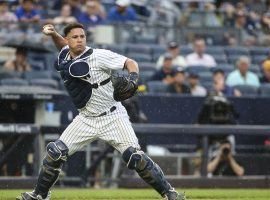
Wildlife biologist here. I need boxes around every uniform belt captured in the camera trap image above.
[97,106,116,117]
[91,78,110,89]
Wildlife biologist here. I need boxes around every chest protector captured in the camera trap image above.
[55,48,94,109]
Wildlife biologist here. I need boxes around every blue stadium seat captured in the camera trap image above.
[180,46,193,55]
[186,66,211,74]
[105,44,126,54]
[147,81,170,93]
[134,35,157,44]
[252,55,266,65]
[213,65,235,75]
[126,44,152,54]
[233,85,258,96]
[1,78,28,86]
[249,47,269,56]
[199,72,213,83]
[127,53,152,62]
[23,71,52,80]
[205,46,225,55]
[30,78,59,89]
[139,71,155,84]
[213,54,228,64]
[225,47,250,56]
[259,84,270,97]
[139,62,157,72]
[150,45,166,55]
[249,65,261,74]
[227,55,240,64]
[0,70,22,79]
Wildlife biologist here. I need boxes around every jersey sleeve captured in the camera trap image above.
[95,49,127,70]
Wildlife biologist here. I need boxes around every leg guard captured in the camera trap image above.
[34,140,68,198]
[122,147,172,197]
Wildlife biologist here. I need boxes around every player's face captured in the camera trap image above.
[66,28,86,56]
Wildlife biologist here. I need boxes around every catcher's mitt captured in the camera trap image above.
[111,72,139,101]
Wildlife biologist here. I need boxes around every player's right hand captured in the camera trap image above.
[42,24,56,36]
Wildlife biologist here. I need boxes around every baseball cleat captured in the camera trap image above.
[163,189,186,200]
[16,191,50,200]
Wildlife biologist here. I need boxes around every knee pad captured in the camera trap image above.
[44,140,69,169]
[122,146,149,171]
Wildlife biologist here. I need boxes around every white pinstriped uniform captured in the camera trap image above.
[59,46,140,155]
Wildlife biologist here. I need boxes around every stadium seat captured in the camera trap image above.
[252,55,266,65]
[227,55,240,64]
[0,70,22,79]
[199,72,213,83]
[147,81,170,93]
[233,85,258,96]
[30,78,59,89]
[150,45,166,55]
[105,44,126,54]
[139,71,155,84]
[126,44,152,54]
[259,84,270,97]
[205,46,225,55]
[249,65,261,74]
[180,46,193,55]
[23,71,52,80]
[249,47,269,56]
[186,66,211,74]
[139,62,157,71]
[213,65,235,75]
[134,35,157,44]
[127,53,152,62]
[212,54,228,64]
[225,47,250,56]
[0,78,29,86]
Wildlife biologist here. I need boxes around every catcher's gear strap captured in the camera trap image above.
[90,77,110,89]
[122,146,173,197]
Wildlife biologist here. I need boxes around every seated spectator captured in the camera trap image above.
[188,72,207,96]
[207,140,244,177]
[53,4,77,25]
[156,41,187,69]
[152,53,175,84]
[260,60,270,83]
[107,0,137,22]
[3,47,31,72]
[0,0,17,23]
[212,69,241,96]
[168,67,190,94]
[15,0,40,23]
[234,11,257,46]
[78,0,105,26]
[260,12,270,45]
[186,38,217,68]
[226,56,260,87]
[130,0,150,18]
[67,0,82,20]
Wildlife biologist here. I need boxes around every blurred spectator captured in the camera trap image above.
[204,3,222,27]
[226,56,260,87]
[67,0,82,20]
[0,0,17,22]
[3,47,31,72]
[212,69,241,96]
[15,0,40,23]
[186,38,217,68]
[131,0,150,18]
[207,140,244,177]
[168,67,190,94]
[148,0,181,26]
[107,0,137,22]
[152,53,175,84]
[234,11,257,46]
[260,12,270,45]
[78,0,105,26]
[53,4,77,25]
[156,41,187,69]
[188,72,207,96]
[260,60,270,83]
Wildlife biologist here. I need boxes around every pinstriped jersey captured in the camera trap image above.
[59,45,127,116]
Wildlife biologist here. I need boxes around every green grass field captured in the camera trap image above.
[1,189,270,200]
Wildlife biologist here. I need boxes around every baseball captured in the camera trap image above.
[43,26,51,34]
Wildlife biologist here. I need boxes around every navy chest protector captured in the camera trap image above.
[55,48,94,109]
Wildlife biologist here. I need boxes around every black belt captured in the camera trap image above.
[97,106,116,117]
[91,78,110,89]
